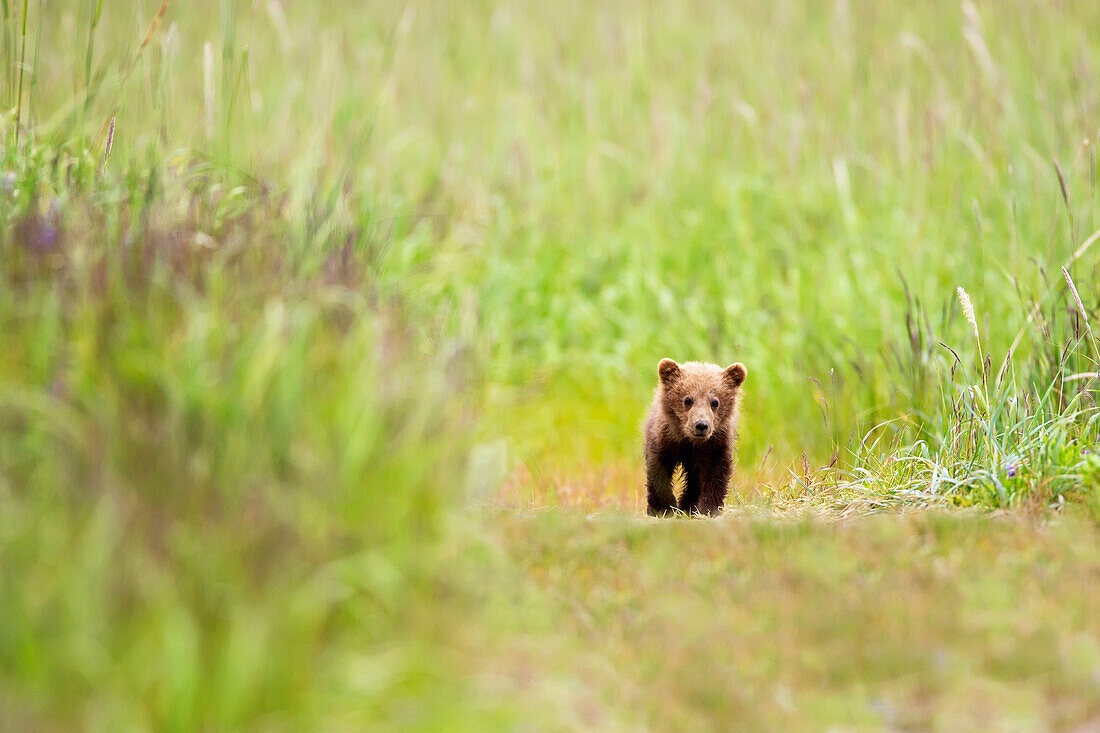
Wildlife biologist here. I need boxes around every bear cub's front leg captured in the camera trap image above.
[645,447,678,517]
[688,447,733,516]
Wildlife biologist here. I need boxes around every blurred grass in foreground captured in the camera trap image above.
[488,510,1100,730]
[0,0,1099,729]
[0,161,513,728]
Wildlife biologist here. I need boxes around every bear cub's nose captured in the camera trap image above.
[694,420,709,434]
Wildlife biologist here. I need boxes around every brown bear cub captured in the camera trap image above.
[644,359,747,517]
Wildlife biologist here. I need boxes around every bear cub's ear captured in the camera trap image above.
[724,362,747,388]
[658,358,681,385]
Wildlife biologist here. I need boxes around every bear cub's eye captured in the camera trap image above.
[710,398,719,410]
[683,397,693,408]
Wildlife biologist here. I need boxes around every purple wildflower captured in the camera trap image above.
[19,199,62,253]
[29,220,60,252]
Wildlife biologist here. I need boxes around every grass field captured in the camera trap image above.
[2,1,1100,729]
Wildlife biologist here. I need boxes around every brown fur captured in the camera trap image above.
[643,359,746,517]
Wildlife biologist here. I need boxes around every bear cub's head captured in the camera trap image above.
[658,358,747,443]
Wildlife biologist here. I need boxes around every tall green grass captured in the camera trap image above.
[4,1,1099,497]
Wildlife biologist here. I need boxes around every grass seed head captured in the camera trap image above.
[102,116,116,172]
[1062,266,1100,366]
[957,286,978,341]
[136,1,171,62]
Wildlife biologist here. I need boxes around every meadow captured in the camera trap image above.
[2,0,1100,729]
